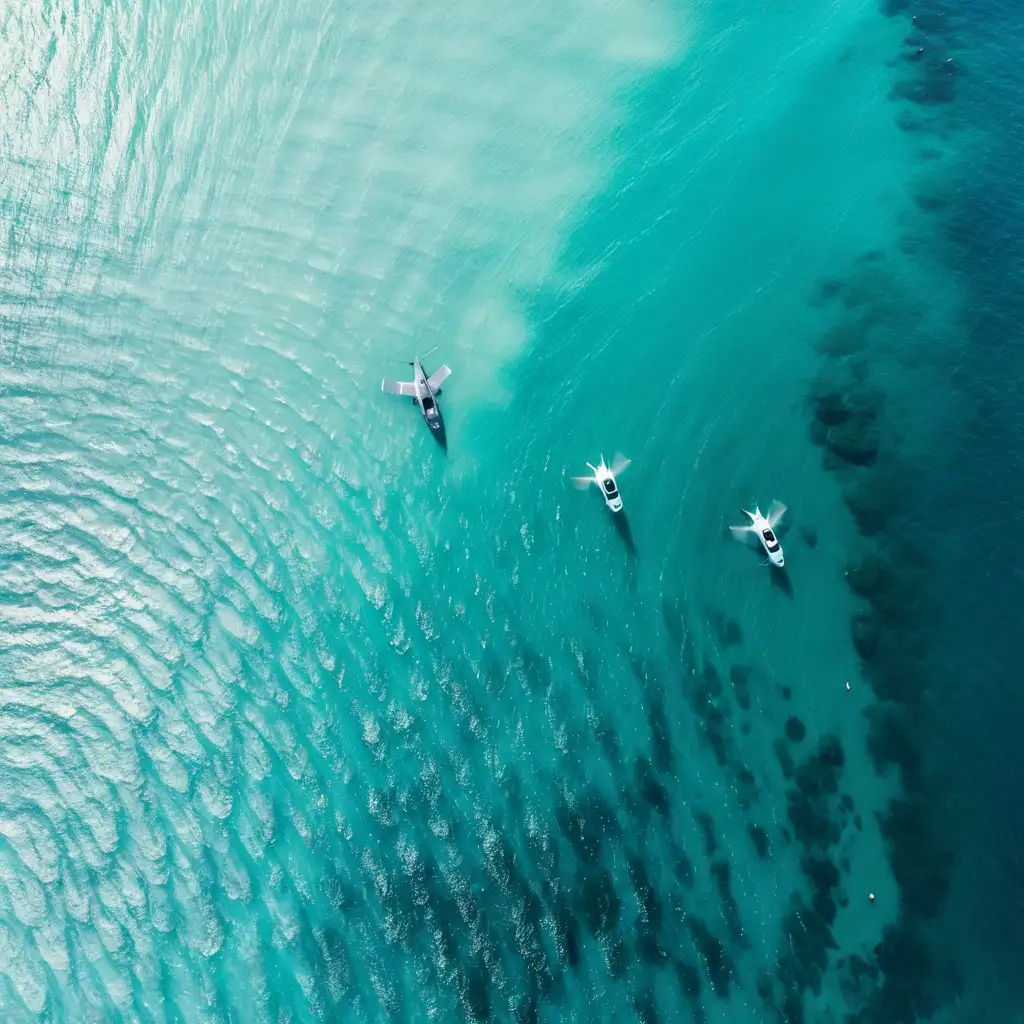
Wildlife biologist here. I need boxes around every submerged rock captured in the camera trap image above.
[787,790,840,848]
[915,178,952,212]
[851,612,881,659]
[672,840,696,889]
[826,420,880,466]
[774,737,795,780]
[842,477,902,536]
[794,751,841,800]
[463,959,491,1021]
[866,707,922,779]
[882,799,951,920]
[729,664,751,686]
[633,756,670,817]
[810,363,883,425]
[694,810,717,857]
[785,716,807,744]
[808,419,828,448]
[674,959,702,1000]
[815,322,867,357]
[631,990,659,1024]
[817,735,845,770]
[892,58,957,107]
[700,662,724,700]
[812,889,837,926]
[735,764,758,809]
[578,867,621,936]
[747,823,771,860]
[813,276,845,303]
[711,611,743,647]
[803,856,840,893]
[686,915,734,997]
[558,789,620,865]
[845,549,888,597]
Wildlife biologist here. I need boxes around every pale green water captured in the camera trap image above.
[0,0,991,1020]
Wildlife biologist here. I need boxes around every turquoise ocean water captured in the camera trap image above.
[0,0,1020,1020]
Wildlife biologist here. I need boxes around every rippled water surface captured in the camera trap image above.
[0,0,1021,1020]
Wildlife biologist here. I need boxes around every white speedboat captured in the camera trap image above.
[730,502,787,567]
[571,455,630,513]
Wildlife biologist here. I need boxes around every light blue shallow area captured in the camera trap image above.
[0,0,1017,1021]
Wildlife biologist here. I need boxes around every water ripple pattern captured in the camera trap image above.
[0,0,683,1020]
[0,0,989,1020]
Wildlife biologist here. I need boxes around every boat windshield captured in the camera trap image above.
[762,528,776,544]
[603,479,617,495]
[422,397,435,411]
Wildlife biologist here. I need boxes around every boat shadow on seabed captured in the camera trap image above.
[770,565,794,598]
[611,510,637,557]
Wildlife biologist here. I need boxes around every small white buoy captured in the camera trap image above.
[869,893,875,902]
[845,681,851,692]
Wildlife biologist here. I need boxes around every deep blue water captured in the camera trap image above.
[920,0,1024,1011]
